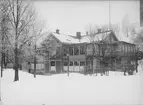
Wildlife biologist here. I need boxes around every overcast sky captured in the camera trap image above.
[34,0,140,35]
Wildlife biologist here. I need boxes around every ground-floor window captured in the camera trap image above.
[50,61,56,72]
[70,61,73,66]
[64,62,68,66]
[51,61,55,66]
[74,61,79,66]
[80,61,85,66]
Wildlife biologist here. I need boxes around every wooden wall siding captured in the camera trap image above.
[41,32,138,74]
[69,55,85,61]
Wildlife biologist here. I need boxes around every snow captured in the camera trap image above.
[52,32,81,44]
[1,69,143,105]
[51,31,113,44]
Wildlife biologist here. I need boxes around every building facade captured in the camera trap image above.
[35,29,141,75]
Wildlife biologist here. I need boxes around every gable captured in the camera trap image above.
[104,31,118,43]
[42,34,62,47]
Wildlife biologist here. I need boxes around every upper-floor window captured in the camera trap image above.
[80,46,85,55]
[69,46,73,55]
[116,45,121,52]
[74,46,79,55]
[125,44,127,52]
[63,47,69,56]
[129,45,132,52]
[133,46,135,52]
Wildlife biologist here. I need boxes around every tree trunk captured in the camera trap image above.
[34,44,36,78]
[14,47,19,81]
[3,53,6,69]
[1,51,3,78]
[92,43,95,75]
[135,51,138,73]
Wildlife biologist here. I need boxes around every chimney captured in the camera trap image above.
[56,29,60,34]
[76,32,81,39]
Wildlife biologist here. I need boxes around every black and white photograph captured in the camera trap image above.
[0,0,143,105]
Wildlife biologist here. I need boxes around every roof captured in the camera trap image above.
[50,30,118,44]
[38,30,137,47]
[52,32,81,44]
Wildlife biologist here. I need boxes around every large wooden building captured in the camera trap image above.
[32,29,143,75]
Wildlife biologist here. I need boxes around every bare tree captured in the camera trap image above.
[0,0,10,77]
[30,21,44,78]
[85,24,118,75]
[5,0,36,81]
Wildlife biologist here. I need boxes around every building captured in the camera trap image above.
[33,29,142,75]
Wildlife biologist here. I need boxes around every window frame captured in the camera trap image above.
[80,45,85,55]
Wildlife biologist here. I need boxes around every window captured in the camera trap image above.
[125,45,127,52]
[69,47,73,55]
[74,61,79,66]
[51,61,55,66]
[80,61,85,66]
[130,46,132,52]
[116,45,121,52]
[74,46,79,55]
[122,44,125,52]
[80,46,85,55]
[133,46,135,52]
[64,62,68,66]
[70,61,73,66]
[95,44,99,52]
[63,47,69,56]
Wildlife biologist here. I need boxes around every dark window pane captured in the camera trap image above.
[64,62,68,66]
[74,61,79,66]
[69,47,73,55]
[80,61,85,66]
[63,47,69,56]
[80,46,85,55]
[70,61,73,66]
[51,61,55,66]
[74,46,79,55]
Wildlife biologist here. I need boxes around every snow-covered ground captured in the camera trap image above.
[0,69,143,105]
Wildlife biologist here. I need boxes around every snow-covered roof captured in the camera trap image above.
[38,30,138,46]
[52,32,81,44]
[36,32,51,48]
[50,30,116,44]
